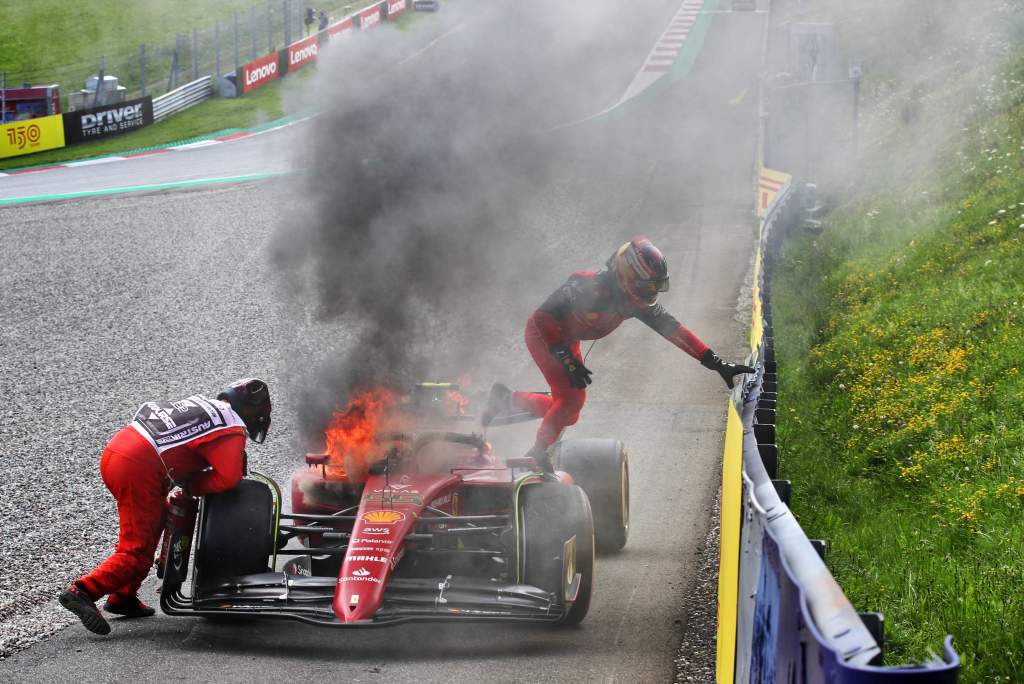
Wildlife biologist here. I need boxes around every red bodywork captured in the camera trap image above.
[291,433,572,623]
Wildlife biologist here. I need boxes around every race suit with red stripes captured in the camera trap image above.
[516,270,709,449]
[74,395,248,602]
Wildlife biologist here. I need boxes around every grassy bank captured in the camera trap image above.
[772,10,1024,681]
[0,3,440,170]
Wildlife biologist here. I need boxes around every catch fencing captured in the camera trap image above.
[715,173,961,680]
[1,0,371,108]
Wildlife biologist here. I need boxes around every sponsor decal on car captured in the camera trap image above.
[365,492,423,505]
[347,555,388,563]
[351,536,392,544]
[362,510,405,524]
[390,548,405,570]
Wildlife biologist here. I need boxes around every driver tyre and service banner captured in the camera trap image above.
[62,96,154,145]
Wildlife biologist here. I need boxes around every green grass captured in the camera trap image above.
[0,69,298,171]
[772,49,1024,684]
[0,2,444,169]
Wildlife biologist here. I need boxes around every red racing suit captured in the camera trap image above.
[516,270,709,449]
[74,395,248,602]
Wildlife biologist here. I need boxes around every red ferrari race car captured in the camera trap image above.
[158,383,629,627]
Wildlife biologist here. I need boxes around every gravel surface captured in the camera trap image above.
[0,1,765,674]
[0,183,342,659]
[675,492,722,682]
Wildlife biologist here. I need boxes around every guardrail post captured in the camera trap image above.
[858,612,885,665]
[140,44,146,96]
[771,479,791,506]
[809,538,827,562]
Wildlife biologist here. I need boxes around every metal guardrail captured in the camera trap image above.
[153,76,213,121]
[724,177,962,681]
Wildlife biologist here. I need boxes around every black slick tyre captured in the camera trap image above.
[554,438,630,553]
[518,482,595,625]
[194,479,275,593]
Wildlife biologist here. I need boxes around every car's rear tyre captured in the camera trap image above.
[518,482,595,625]
[554,438,629,553]
[194,479,275,593]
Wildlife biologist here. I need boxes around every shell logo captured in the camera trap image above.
[362,510,405,525]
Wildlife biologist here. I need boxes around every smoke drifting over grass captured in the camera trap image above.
[787,0,1024,192]
[271,4,591,438]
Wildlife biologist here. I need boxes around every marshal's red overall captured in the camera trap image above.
[59,379,272,636]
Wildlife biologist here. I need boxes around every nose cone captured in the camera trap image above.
[333,509,410,622]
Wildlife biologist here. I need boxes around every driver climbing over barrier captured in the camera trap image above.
[58,378,272,636]
[483,237,754,471]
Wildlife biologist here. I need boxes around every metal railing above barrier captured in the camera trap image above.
[153,76,213,121]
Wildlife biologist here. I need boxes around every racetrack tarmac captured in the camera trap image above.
[0,1,764,681]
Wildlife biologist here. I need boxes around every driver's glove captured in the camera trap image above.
[551,343,592,389]
[700,349,755,389]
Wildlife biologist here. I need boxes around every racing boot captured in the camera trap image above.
[481,382,513,427]
[103,592,156,618]
[58,584,111,635]
[525,445,555,474]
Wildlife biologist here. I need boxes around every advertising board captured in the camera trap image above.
[287,34,320,72]
[358,4,383,30]
[62,96,153,144]
[387,0,407,18]
[326,17,355,39]
[0,114,65,159]
[239,52,281,93]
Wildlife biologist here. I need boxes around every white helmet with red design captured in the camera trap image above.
[609,236,670,306]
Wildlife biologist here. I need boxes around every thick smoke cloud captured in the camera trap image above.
[271,3,580,439]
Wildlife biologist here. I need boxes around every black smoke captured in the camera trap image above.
[271,5,571,439]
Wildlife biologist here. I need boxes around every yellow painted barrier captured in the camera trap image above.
[757,167,790,218]
[0,114,65,159]
[715,399,744,683]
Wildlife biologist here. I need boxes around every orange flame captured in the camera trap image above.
[446,389,470,417]
[324,388,397,482]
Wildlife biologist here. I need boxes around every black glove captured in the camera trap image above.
[700,349,755,389]
[550,343,592,389]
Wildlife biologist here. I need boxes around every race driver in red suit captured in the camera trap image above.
[483,237,754,471]
[58,378,272,635]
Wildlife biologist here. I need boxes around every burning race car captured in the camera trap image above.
[158,383,629,627]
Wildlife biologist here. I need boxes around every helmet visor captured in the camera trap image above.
[635,275,669,300]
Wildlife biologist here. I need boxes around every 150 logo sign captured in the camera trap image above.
[0,114,65,159]
[6,123,41,149]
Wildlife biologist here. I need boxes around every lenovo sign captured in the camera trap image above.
[287,35,320,72]
[326,17,354,39]
[358,4,382,30]
[387,0,406,17]
[239,52,280,93]
[62,96,153,145]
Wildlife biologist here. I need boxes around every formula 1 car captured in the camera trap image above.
[159,383,629,627]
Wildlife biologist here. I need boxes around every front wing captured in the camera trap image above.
[161,572,567,627]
